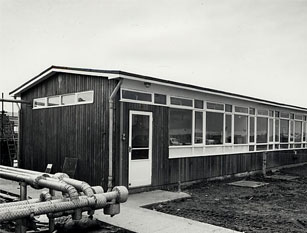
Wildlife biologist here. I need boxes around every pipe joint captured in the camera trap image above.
[54,172,70,180]
[112,186,129,203]
[40,191,52,201]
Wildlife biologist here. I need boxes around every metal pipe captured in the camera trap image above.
[0,169,79,200]
[0,165,42,175]
[19,182,27,200]
[0,193,113,222]
[108,79,123,191]
[53,173,94,197]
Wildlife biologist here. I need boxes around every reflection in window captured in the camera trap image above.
[206,112,223,145]
[62,94,75,105]
[280,119,289,142]
[225,115,232,143]
[257,117,268,143]
[295,121,302,142]
[258,109,268,116]
[275,119,280,142]
[132,115,149,148]
[33,98,46,107]
[47,96,60,106]
[154,94,166,105]
[194,112,203,143]
[250,117,255,143]
[170,97,193,107]
[235,106,248,114]
[169,109,192,146]
[234,115,248,144]
[225,104,232,112]
[303,122,306,141]
[122,90,151,102]
[290,121,294,142]
[77,91,94,103]
[207,102,224,111]
[269,119,274,142]
[194,100,203,109]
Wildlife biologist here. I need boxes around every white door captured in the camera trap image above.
[128,111,152,188]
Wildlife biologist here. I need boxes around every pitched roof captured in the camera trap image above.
[10,65,307,112]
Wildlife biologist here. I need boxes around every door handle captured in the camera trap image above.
[128,146,132,153]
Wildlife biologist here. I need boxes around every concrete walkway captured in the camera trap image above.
[95,190,239,233]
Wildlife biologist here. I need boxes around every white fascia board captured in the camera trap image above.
[114,74,307,113]
[11,67,119,96]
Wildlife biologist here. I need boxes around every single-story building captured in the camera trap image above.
[10,66,307,190]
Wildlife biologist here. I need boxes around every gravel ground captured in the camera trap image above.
[148,164,307,233]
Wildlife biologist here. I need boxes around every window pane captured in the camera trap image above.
[303,122,306,141]
[295,121,302,142]
[122,90,151,102]
[280,119,289,142]
[194,100,203,109]
[290,121,294,142]
[47,96,60,106]
[275,119,280,142]
[234,115,248,144]
[77,91,94,103]
[132,115,149,148]
[33,98,46,107]
[225,115,232,143]
[295,114,303,120]
[225,104,232,112]
[280,112,289,118]
[258,109,268,116]
[269,119,274,142]
[256,145,267,151]
[207,102,224,111]
[269,111,274,117]
[170,97,193,107]
[249,108,255,115]
[169,109,192,145]
[275,111,280,118]
[131,149,149,160]
[154,94,166,104]
[62,94,75,105]
[206,112,223,145]
[235,106,248,114]
[257,117,268,143]
[250,117,255,142]
[195,112,203,143]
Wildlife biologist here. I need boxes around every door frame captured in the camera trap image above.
[128,110,153,188]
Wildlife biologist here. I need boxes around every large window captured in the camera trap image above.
[195,112,203,144]
[225,115,232,143]
[303,122,307,142]
[280,119,289,142]
[269,119,274,142]
[169,109,192,146]
[295,121,302,142]
[234,115,248,144]
[257,117,268,143]
[206,112,223,145]
[250,117,255,142]
[275,119,280,142]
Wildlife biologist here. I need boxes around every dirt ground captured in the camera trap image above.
[149,164,307,233]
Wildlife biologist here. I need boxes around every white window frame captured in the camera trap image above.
[33,90,94,109]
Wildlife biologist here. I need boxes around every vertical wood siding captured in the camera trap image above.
[20,73,117,187]
[120,103,307,188]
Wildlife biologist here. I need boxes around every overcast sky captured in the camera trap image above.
[1,0,307,108]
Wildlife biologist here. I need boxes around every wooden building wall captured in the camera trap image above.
[20,72,118,187]
[119,103,307,189]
